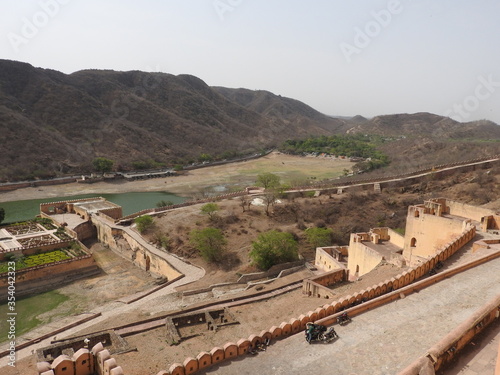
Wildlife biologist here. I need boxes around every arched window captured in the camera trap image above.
[410,238,417,247]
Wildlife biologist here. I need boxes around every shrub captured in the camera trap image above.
[305,227,333,248]
[190,227,227,262]
[135,215,154,233]
[201,203,219,221]
[249,230,299,270]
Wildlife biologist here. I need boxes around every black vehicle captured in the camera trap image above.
[305,323,338,344]
[337,312,352,326]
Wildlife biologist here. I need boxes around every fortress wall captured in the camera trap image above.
[314,247,345,272]
[0,255,99,301]
[445,200,494,222]
[96,211,119,225]
[0,182,31,191]
[93,215,182,281]
[347,237,384,278]
[236,261,304,283]
[98,207,123,220]
[403,208,466,259]
[121,231,182,280]
[387,228,405,248]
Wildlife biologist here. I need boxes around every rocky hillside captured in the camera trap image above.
[0,59,499,182]
[0,60,344,181]
[347,113,500,173]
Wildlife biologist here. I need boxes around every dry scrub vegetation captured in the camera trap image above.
[141,165,500,288]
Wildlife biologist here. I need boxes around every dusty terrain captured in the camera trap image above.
[1,154,500,375]
[0,152,353,203]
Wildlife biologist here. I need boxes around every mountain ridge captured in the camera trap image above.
[0,59,499,181]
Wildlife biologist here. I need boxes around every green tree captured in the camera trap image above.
[156,200,174,208]
[201,203,219,221]
[92,157,114,173]
[190,227,227,262]
[134,215,154,233]
[249,230,299,270]
[256,172,281,189]
[0,207,4,224]
[305,227,333,249]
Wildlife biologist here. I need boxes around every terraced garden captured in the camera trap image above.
[0,249,72,273]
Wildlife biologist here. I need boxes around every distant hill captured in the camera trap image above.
[0,60,346,181]
[345,113,500,174]
[0,59,499,182]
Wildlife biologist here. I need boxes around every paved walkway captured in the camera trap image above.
[197,256,500,375]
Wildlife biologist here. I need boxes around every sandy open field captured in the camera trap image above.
[0,152,353,203]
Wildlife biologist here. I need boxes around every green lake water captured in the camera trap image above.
[0,191,186,223]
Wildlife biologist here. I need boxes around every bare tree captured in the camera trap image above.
[263,191,277,216]
[239,195,249,212]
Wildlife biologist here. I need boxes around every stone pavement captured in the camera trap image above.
[197,256,500,375]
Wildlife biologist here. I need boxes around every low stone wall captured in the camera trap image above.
[472,238,500,253]
[0,177,77,192]
[289,156,499,193]
[398,294,500,375]
[236,261,304,283]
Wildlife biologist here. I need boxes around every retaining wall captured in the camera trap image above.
[0,255,99,301]
[236,261,305,283]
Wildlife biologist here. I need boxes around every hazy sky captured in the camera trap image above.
[2,0,500,124]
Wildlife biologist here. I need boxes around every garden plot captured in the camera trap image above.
[0,250,72,273]
[4,222,44,236]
